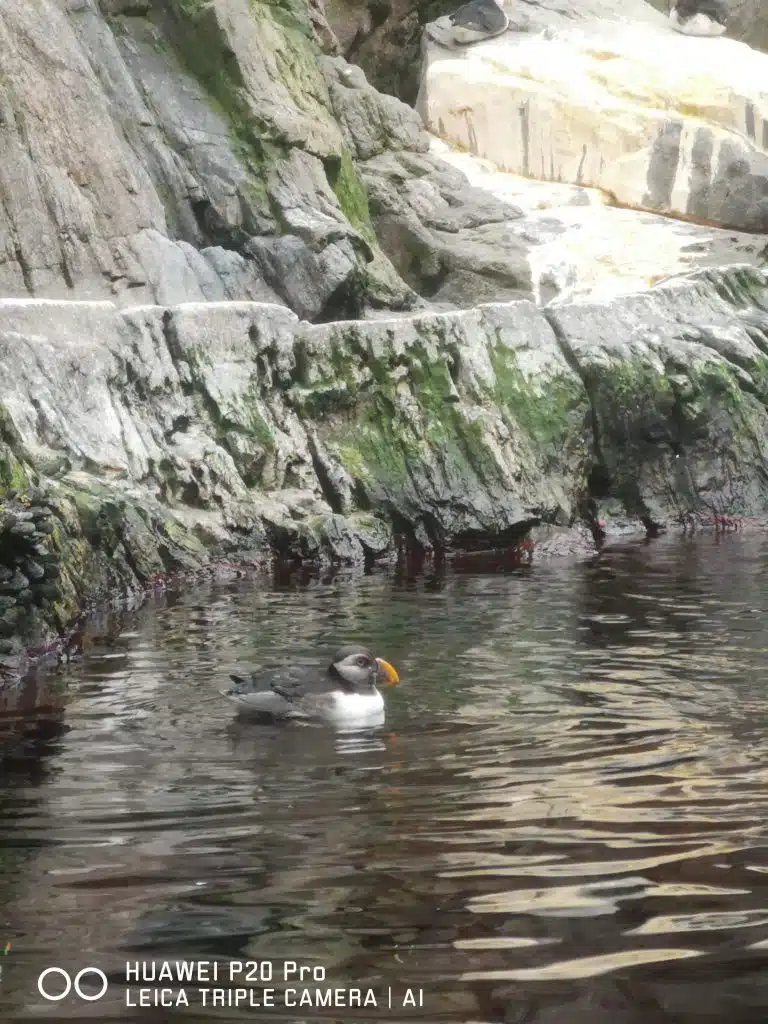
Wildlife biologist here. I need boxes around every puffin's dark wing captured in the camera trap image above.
[271,671,337,701]
[229,663,332,702]
[450,0,507,33]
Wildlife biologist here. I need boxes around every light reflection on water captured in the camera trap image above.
[1,534,768,1021]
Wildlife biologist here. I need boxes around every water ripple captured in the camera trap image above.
[2,536,768,1021]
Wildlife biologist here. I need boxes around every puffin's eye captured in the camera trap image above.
[356,656,369,667]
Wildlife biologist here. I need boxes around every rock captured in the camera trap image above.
[8,0,768,660]
[547,266,768,524]
[9,522,36,537]
[0,609,22,637]
[358,136,767,309]
[0,571,30,595]
[324,0,667,103]
[427,140,767,306]
[321,55,429,160]
[22,561,46,582]
[27,505,52,520]
[200,248,283,305]
[298,299,589,544]
[526,523,597,559]
[360,148,533,306]
[241,148,373,320]
[247,233,360,322]
[418,1,768,231]
[348,512,393,558]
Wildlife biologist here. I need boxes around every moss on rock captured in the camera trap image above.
[489,343,587,454]
[325,150,377,248]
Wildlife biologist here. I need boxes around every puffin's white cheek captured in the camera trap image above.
[339,663,364,685]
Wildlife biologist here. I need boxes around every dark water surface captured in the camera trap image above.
[2,534,768,1023]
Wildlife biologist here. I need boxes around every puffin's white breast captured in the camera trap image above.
[327,688,385,720]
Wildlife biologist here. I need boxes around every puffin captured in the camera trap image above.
[427,0,509,47]
[669,0,728,36]
[221,645,400,724]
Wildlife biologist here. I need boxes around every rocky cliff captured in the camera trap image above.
[4,262,768,660]
[3,0,768,664]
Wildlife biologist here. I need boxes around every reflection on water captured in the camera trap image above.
[2,534,768,1021]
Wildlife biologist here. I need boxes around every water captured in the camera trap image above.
[1,534,768,1023]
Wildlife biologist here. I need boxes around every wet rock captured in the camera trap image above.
[9,521,37,537]
[547,267,768,524]
[348,513,393,558]
[22,561,46,582]
[526,524,599,560]
[0,571,30,595]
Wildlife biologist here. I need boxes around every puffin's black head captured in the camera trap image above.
[328,645,400,693]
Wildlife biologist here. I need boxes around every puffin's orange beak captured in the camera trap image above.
[376,657,400,687]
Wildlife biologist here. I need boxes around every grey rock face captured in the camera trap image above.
[2,0,759,322]
[0,0,414,320]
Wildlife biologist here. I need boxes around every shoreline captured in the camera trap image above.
[3,512,761,687]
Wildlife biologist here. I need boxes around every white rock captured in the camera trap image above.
[418,15,768,231]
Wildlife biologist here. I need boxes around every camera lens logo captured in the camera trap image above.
[37,967,108,1002]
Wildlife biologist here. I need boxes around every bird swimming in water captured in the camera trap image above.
[669,0,728,36]
[221,645,400,725]
[426,0,509,48]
